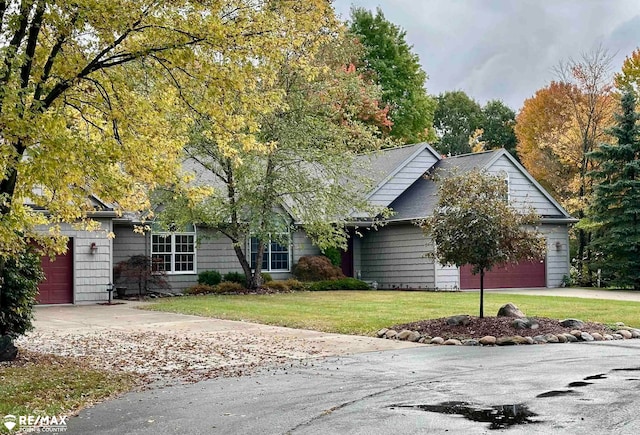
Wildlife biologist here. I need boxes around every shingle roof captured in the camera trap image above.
[387,150,503,221]
[355,142,431,187]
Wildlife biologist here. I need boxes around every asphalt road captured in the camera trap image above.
[68,339,640,434]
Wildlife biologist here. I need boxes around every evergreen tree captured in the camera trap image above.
[586,90,640,289]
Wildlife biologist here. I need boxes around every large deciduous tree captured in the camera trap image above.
[348,7,435,145]
[157,30,390,289]
[480,100,518,158]
[516,47,616,285]
[421,170,544,318]
[0,0,335,260]
[432,90,482,156]
[583,90,640,289]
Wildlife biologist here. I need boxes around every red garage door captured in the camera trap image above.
[37,240,74,304]
[460,260,546,289]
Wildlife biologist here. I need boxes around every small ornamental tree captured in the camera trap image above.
[421,169,545,317]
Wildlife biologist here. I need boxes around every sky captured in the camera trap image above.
[332,0,640,111]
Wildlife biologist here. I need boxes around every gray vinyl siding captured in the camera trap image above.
[540,224,570,287]
[368,148,438,207]
[488,156,560,216]
[112,225,318,291]
[435,262,460,290]
[37,219,113,304]
[359,224,435,289]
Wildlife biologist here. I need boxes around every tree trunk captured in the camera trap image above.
[479,269,485,319]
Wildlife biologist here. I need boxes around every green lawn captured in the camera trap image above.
[145,291,640,335]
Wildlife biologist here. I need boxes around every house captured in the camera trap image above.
[36,143,576,303]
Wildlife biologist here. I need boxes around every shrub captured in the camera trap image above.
[1,249,45,361]
[322,247,342,267]
[308,278,370,291]
[293,255,344,281]
[1,249,45,339]
[281,279,308,291]
[184,284,216,295]
[114,255,170,297]
[223,271,246,284]
[198,270,222,286]
[215,282,246,294]
[264,281,290,292]
[261,272,273,283]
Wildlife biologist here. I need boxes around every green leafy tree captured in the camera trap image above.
[349,7,436,144]
[158,32,389,290]
[0,0,342,341]
[584,90,640,289]
[480,100,518,158]
[433,91,482,156]
[421,170,545,317]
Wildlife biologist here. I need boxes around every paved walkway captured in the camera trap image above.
[482,287,640,302]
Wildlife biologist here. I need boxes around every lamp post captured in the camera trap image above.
[106,282,114,304]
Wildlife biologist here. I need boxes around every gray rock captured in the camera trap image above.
[533,335,548,344]
[604,334,614,341]
[384,329,397,339]
[496,336,518,346]
[376,328,388,338]
[590,332,603,341]
[430,337,444,345]
[443,339,462,346]
[560,318,584,329]
[462,339,479,346]
[617,329,632,339]
[580,332,594,342]
[570,330,583,338]
[524,336,535,344]
[512,318,540,330]
[613,333,623,340]
[545,334,560,343]
[497,303,525,318]
[630,329,640,338]
[418,337,427,344]
[479,336,496,345]
[556,334,567,343]
[616,322,626,327]
[407,331,421,342]
[563,333,578,342]
[446,315,471,326]
[396,329,413,340]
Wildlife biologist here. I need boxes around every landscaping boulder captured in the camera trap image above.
[512,318,539,330]
[376,328,388,338]
[497,303,525,318]
[496,336,519,346]
[580,332,594,342]
[384,329,397,339]
[479,336,496,346]
[0,335,18,362]
[462,339,479,346]
[430,337,444,345]
[559,318,584,329]
[590,332,603,341]
[617,329,632,339]
[446,315,471,326]
[396,330,413,340]
[443,338,462,346]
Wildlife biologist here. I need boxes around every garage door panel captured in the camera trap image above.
[37,240,73,304]
[460,260,546,289]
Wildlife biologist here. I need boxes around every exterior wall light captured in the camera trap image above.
[90,242,98,254]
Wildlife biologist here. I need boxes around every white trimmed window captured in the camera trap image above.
[151,225,196,274]
[249,235,291,272]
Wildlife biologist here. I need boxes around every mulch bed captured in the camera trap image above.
[391,316,614,340]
